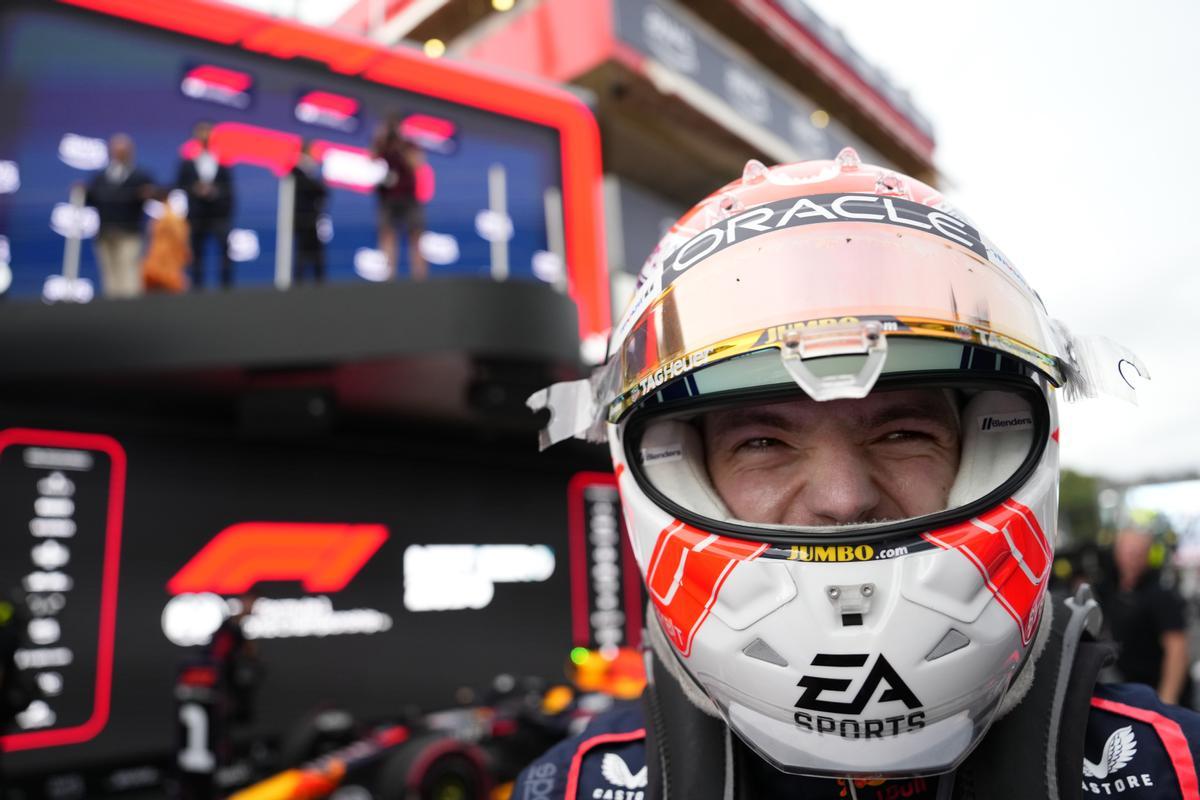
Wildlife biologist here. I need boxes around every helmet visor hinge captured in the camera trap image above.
[780,320,888,401]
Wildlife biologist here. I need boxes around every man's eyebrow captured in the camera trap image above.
[863,402,958,432]
[706,407,795,433]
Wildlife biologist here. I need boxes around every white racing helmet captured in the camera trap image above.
[530,151,1147,778]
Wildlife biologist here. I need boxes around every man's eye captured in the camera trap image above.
[736,437,779,452]
[879,430,934,444]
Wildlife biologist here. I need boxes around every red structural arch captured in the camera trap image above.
[58,0,611,344]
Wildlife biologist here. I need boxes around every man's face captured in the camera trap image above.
[108,135,133,166]
[1113,530,1152,581]
[702,388,961,526]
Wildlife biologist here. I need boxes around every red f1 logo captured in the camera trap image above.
[167,522,388,595]
[180,65,253,109]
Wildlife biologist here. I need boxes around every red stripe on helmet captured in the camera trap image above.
[922,499,1051,645]
[645,522,767,656]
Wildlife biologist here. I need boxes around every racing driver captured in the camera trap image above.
[520,151,1200,799]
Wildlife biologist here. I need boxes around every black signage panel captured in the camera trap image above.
[0,430,123,754]
[569,473,643,652]
[0,422,617,776]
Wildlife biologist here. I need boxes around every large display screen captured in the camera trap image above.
[0,420,634,775]
[0,3,566,298]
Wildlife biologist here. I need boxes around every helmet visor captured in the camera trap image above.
[612,223,1061,421]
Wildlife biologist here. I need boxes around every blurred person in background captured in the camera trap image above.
[142,188,191,294]
[207,593,261,726]
[371,113,427,281]
[84,133,155,298]
[291,140,328,284]
[1098,528,1191,705]
[177,121,235,289]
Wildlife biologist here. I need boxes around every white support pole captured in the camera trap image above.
[62,184,85,282]
[601,176,624,276]
[275,173,295,290]
[368,0,385,39]
[488,164,509,282]
[542,185,567,293]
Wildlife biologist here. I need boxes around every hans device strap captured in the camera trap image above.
[643,648,731,800]
[954,587,1113,800]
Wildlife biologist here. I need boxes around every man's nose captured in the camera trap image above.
[781,442,881,526]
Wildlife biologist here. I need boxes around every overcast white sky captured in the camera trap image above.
[800,0,1200,483]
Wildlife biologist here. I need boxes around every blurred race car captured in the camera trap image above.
[228,658,638,800]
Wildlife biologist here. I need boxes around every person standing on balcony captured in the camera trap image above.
[291,140,328,284]
[142,189,191,294]
[177,121,235,289]
[85,133,155,298]
[372,113,427,281]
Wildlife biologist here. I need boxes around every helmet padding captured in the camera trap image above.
[948,390,1036,508]
[639,419,730,520]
